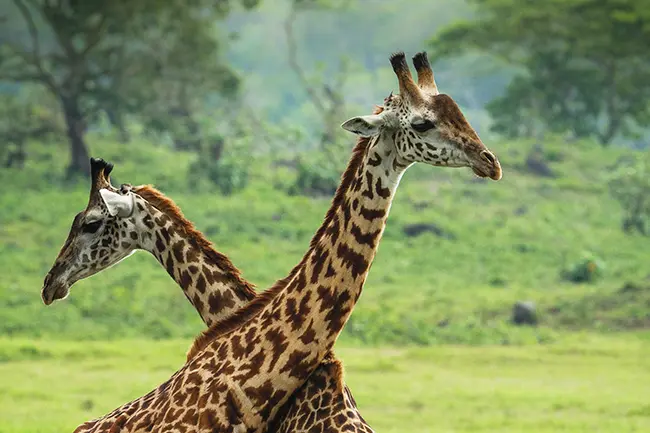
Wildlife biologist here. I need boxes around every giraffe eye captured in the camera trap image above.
[412,119,436,133]
[82,220,103,234]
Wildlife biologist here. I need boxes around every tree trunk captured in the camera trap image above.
[598,116,620,146]
[60,96,90,178]
[4,137,26,169]
[598,61,619,146]
[106,108,130,143]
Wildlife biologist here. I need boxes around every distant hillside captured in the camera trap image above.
[0,134,648,343]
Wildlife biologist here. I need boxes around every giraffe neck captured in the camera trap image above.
[133,195,255,326]
[185,133,409,426]
[292,132,408,352]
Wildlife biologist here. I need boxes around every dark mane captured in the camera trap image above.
[185,125,377,361]
[132,185,258,302]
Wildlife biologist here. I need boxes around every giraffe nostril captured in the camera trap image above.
[481,151,496,165]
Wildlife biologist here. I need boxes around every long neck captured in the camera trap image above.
[239,134,407,397]
[135,197,256,326]
[181,134,409,427]
[288,133,408,352]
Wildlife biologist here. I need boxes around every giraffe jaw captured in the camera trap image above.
[41,279,70,305]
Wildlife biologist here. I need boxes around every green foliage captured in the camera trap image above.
[1,336,650,432]
[187,138,251,196]
[290,147,346,196]
[562,252,606,284]
[608,152,650,235]
[431,0,650,144]
[0,0,258,173]
[0,86,62,168]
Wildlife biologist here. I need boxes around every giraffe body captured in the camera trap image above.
[45,178,373,433]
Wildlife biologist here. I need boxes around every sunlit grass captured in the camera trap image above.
[0,335,648,432]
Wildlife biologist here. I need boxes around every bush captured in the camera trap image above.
[289,146,346,197]
[563,252,605,283]
[187,136,250,195]
[608,154,650,235]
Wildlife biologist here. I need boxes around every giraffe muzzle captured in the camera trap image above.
[41,272,70,305]
[472,150,502,181]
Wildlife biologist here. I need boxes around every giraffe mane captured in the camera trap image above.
[185,108,382,361]
[132,185,258,302]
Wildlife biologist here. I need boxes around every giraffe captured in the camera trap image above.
[42,161,372,433]
[42,51,501,433]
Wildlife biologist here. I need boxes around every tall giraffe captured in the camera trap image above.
[43,51,501,433]
[42,164,372,433]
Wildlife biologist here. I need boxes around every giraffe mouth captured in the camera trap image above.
[41,279,70,305]
[471,151,502,181]
[472,165,501,181]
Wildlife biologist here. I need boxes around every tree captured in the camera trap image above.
[0,0,257,176]
[609,152,650,235]
[284,0,352,149]
[0,86,63,168]
[430,0,650,145]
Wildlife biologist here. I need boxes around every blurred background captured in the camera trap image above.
[0,0,649,432]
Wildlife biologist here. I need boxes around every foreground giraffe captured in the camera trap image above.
[42,162,372,433]
[43,51,501,432]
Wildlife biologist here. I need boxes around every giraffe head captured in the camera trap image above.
[42,158,140,305]
[342,51,501,180]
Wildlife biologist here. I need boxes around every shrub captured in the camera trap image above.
[289,145,346,197]
[608,154,650,235]
[563,252,605,283]
[187,135,250,195]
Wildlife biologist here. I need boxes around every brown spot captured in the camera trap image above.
[350,223,380,248]
[299,323,316,345]
[245,379,288,421]
[375,177,390,199]
[160,226,171,244]
[309,246,328,284]
[185,244,200,263]
[172,241,185,263]
[337,243,369,279]
[165,253,174,277]
[208,291,235,314]
[359,205,386,221]
[325,260,336,278]
[141,214,154,229]
[203,265,215,284]
[361,172,374,199]
[264,327,289,372]
[180,270,192,289]
[367,152,382,166]
[196,274,206,294]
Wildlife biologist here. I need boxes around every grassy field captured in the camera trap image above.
[1,334,649,433]
[1,135,649,344]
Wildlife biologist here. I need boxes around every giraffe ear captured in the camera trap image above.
[99,189,134,218]
[341,114,387,137]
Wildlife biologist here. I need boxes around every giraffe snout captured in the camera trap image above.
[472,150,502,181]
[41,268,70,305]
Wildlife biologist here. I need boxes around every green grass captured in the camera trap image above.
[1,134,649,343]
[0,335,649,432]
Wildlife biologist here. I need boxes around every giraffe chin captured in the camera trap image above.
[41,283,70,306]
[471,165,502,181]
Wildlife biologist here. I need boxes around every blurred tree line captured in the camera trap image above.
[431,0,650,145]
[0,0,256,176]
[1,0,650,212]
